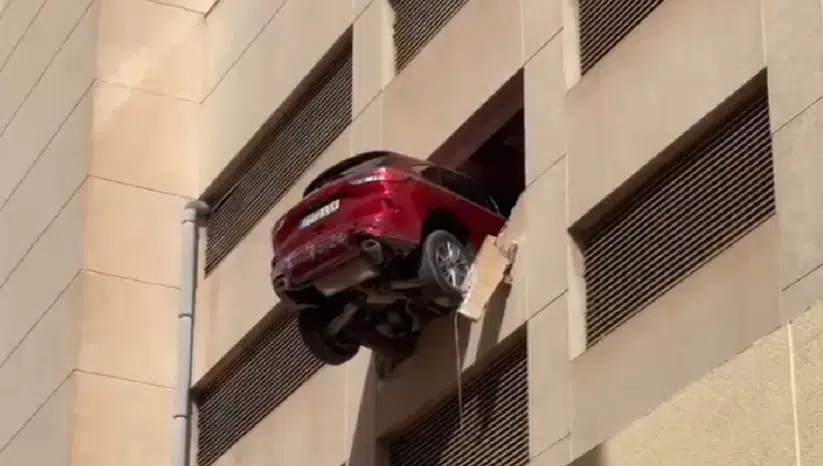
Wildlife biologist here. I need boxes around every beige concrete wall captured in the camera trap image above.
[0,0,201,465]
[566,301,823,466]
[0,0,96,461]
[73,1,202,465]
[187,0,823,465]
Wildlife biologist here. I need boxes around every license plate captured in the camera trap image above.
[299,199,340,229]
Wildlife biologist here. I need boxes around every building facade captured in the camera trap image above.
[1,0,822,465]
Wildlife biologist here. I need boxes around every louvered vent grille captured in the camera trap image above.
[194,313,324,466]
[581,91,775,348]
[388,338,529,466]
[392,0,469,72]
[204,44,353,275]
[579,0,666,74]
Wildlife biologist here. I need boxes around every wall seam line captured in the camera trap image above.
[83,268,180,290]
[0,0,94,141]
[0,370,75,455]
[146,0,204,14]
[0,0,46,74]
[87,175,193,200]
[0,270,83,371]
[200,0,292,102]
[97,78,199,103]
[0,81,94,215]
[75,369,175,390]
[0,176,88,291]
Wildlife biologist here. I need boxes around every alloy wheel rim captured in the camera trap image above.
[434,240,469,289]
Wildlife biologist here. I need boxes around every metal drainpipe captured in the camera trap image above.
[172,200,209,466]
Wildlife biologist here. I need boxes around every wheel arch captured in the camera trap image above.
[419,209,471,247]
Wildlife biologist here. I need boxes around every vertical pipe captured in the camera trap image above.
[172,200,209,466]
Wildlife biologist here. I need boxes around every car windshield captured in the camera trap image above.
[303,152,390,197]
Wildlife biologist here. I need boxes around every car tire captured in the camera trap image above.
[418,230,475,312]
[297,308,359,365]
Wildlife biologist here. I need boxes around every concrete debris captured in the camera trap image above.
[457,229,518,323]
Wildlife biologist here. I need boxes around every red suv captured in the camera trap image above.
[270,151,505,365]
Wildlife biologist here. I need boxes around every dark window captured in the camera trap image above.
[391,0,470,72]
[440,169,497,212]
[194,313,324,466]
[579,0,666,74]
[577,88,775,348]
[387,337,529,466]
[204,39,353,275]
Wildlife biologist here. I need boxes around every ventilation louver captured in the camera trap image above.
[581,91,775,348]
[194,313,324,466]
[579,0,666,74]
[204,43,353,275]
[392,0,470,72]
[387,338,529,466]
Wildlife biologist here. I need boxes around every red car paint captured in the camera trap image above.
[270,151,506,298]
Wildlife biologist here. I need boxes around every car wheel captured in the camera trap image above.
[297,308,359,365]
[418,230,475,312]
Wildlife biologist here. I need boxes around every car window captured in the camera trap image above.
[304,153,390,196]
[439,169,496,211]
[412,165,442,185]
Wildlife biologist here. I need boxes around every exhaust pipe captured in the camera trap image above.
[171,200,209,466]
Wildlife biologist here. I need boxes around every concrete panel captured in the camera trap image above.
[352,0,394,113]
[570,220,779,456]
[84,178,187,287]
[565,0,764,224]
[781,264,823,322]
[351,96,384,154]
[762,0,823,129]
[0,0,93,131]
[772,97,823,291]
[531,437,571,466]
[528,295,571,457]
[0,4,96,206]
[791,301,823,465]
[0,274,80,449]
[382,0,523,157]
[70,372,173,466]
[78,271,178,388]
[596,326,795,466]
[202,0,288,94]
[0,376,73,466]
[524,35,565,184]
[523,0,562,62]
[0,87,91,284]
[202,129,351,363]
[97,0,203,101]
[345,351,379,466]
[523,157,567,318]
[0,185,85,362]
[376,289,525,435]
[200,0,353,190]
[90,82,198,197]
[280,366,347,465]
[0,0,48,67]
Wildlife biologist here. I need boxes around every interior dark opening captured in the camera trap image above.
[455,109,525,218]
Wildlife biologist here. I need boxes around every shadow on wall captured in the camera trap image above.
[344,280,513,465]
[575,445,607,466]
